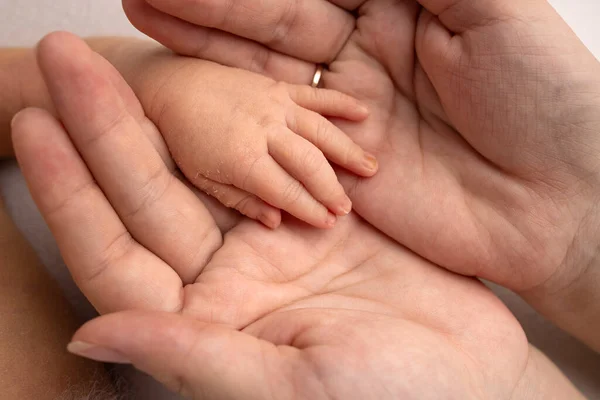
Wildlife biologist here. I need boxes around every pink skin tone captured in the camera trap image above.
[152,60,377,229]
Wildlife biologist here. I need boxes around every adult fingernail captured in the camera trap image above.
[10,111,23,129]
[326,212,337,227]
[335,196,352,216]
[67,341,131,364]
[363,152,378,172]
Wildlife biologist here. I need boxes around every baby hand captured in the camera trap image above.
[157,62,377,229]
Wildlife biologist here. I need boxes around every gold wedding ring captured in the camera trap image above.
[311,64,325,88]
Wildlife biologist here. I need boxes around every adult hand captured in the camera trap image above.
[121,0,351,83]
[13,32,230,312]
[12,32,583,399]
[331,0,600,352]
[124,0,600,350]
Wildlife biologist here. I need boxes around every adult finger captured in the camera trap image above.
[12,108,183,314]
[68,311,295,399]
[84,37,174,171]
[418,0,551,33]
[36,32,222,284]
[328,0,420,98]
[122,0,316,83]
[123,0,355,64]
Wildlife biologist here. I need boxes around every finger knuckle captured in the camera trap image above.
[192,28,214,58]
[235,153,267,191]
[81,106,130,151]
[186,226,222,284]
[81,231,135,285]
[301,148,327,179]
[314,118,332,145]
[312,88,328,104]
[280,180,305,207]
[44,181,97,220]
[265,0,300,49]
[343,143,361,165]
[266,81,291,105]
[233,194,256,216]
[249,46,272,75]
[122,167,174,221]
[256,114,280,129]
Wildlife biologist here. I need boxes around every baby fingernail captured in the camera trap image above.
[363,152,378,171]
[259,213,279,229]
[336,196,352,215]
[326,212,337,227]
[67,341,130,364]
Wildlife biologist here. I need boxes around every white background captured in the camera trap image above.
[0,0,599,59]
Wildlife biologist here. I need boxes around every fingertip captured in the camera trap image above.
[342,150,379,177]
[349,103,370,121]
[325,211,337,228]
[37,31,75,57]
[258,209,282,229]
[67,341,131,364]
[10,109,33,145]
[11,107,47,130]
[332,195,352,216]
[36,31,89,73]
[11,109,34,162]
[10,109,25,130]
[302,207,337,229]
[358,104,370,117]
[11,108,59,155]
[357,152,379,176]
[333,92,369,121]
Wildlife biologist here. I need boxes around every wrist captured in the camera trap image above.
[90,37,170,105]
[94,38,216,124]
[511,346,584,399]
[520,200,600,352]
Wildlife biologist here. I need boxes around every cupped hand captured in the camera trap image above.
[10,32,551,400]
[121,0,353,83]
[331,0,600,297]
[72,215,535,400]
[126,0,600,311]
[324,0,600,351]
[12,32,238,309]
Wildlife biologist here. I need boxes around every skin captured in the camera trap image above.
[123,0,600,353]
[2,37,376,229]
[1,0,597,396]
[141,55,377,229]
[0,199,114,399]
[12,32,585,399]
[0,37,153,157]
[0,41,147,399]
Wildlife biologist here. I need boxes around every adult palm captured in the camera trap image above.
[124,0,600,299]
[328,0,600,296]
[12,32,537,399]
[78,215,531,399]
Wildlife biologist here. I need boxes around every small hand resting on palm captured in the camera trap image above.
[156,62,377,229]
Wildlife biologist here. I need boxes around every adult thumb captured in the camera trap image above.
[67,311,293,399]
